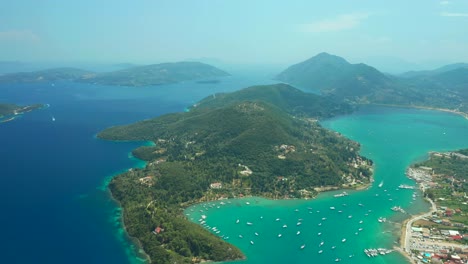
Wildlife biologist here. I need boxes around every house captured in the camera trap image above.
[210,182,222,189]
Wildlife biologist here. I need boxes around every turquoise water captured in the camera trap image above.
[186,106,468,263]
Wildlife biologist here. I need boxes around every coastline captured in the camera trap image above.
[364,103,468,120]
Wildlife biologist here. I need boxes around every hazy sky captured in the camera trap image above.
[1,0,468,71]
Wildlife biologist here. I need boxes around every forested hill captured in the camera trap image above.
[276,52,468,113]
[98,84,372,263]
[194,83,353,118]
[78,61,229,86]
[0,103,44,117]
[276,52,393,100]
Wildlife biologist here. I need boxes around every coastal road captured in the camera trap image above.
[403,199,437,253]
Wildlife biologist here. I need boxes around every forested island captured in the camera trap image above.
[0,62,229,87]
[277,52,468,114]
[0,103,44,119]
[98,84,373,263]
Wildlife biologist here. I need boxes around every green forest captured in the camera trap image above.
[100,84,373,263]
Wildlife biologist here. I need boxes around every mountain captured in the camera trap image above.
[79,61,230,87]
[0,67,93,83]
[276,52,393,101]
[98,84,372,263]
[400,63,468,78]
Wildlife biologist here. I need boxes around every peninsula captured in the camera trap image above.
[98,84,373,263]
[0,103,44,122]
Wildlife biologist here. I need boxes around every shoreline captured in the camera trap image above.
[363,103,468,120]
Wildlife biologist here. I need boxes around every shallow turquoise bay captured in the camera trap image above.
[186,106,468,264]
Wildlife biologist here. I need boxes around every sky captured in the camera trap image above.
[1,0,468,72]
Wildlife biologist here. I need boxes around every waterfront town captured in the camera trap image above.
[402,151,468,264]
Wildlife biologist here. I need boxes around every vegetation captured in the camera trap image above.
[413,150,468,223]
[0,67,92,83]
[0,103,43,117]
[0,62,228,87]
[78,61,229,86]
[99,84,372,263]
[276,53,468,113]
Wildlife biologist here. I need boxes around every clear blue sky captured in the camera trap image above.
[1,0,468,71]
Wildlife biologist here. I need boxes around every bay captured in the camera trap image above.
[186,105,468,263]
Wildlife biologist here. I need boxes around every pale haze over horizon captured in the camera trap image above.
[1,0,468,73]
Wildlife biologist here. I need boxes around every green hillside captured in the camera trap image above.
[98,84,372,263]
[0,67,93,83]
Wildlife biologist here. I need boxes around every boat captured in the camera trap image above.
[297,222,302,226]
[334,191,348,198]
[322,217,327,221]
[300,244,305,249]
[358,228,363,231]
[236,219,240,224]
[318,250,323,254]
[245,202,250,205]
[275,218,280,221]
[319,241,324,247]
[296,231,301,235]
[359,220,363,224]
[255,232,259,236]
[318,232,322,236]
[246,222,253,225]
[278,234,282,238]
[283,224,287,228]
[378,217,387,223]
[342,238,346,242]
[398,184,415,189]
[335,258,341,262]
[330,207,335,210]
[201,215,206,219]
[331,246,336,249]
[52,116,56,121]
[239,235,243,238]
[250,241,254,245]
[378,181,383,188]
[348,215,352,219]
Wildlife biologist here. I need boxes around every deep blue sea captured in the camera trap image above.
[0,72,276,264]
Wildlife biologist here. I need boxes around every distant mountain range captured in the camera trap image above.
[0,62,229,87]
[276,53,468,113]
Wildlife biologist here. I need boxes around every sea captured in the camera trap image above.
[1,72,468,264]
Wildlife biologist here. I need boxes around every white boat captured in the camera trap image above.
[255,232,259,236]
[300,244,305,249]
[297,222,302,226]
[318,232,322,236]
[275,218,280,221]
[319,241,324,247]
[330,207,335,210]
[318,250,323,254]
[239,235,243,238]
[296,231,301,235]
[278,234,282,238]
[236,219,240,224]
[342,238,346,243]
[283,224,287,228]
[246,222,253,226]
[250,241,254,245]
[335,258,341,262]
[245,202,250,205]
[378,181,383,188]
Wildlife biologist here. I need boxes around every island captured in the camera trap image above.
[276,52,468,115]
[400,150,468,263]
[0,62,229,87]
[0,103,44,122]
[0,68,93,84]
[98,83,373,263]
[77,61,229,87]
